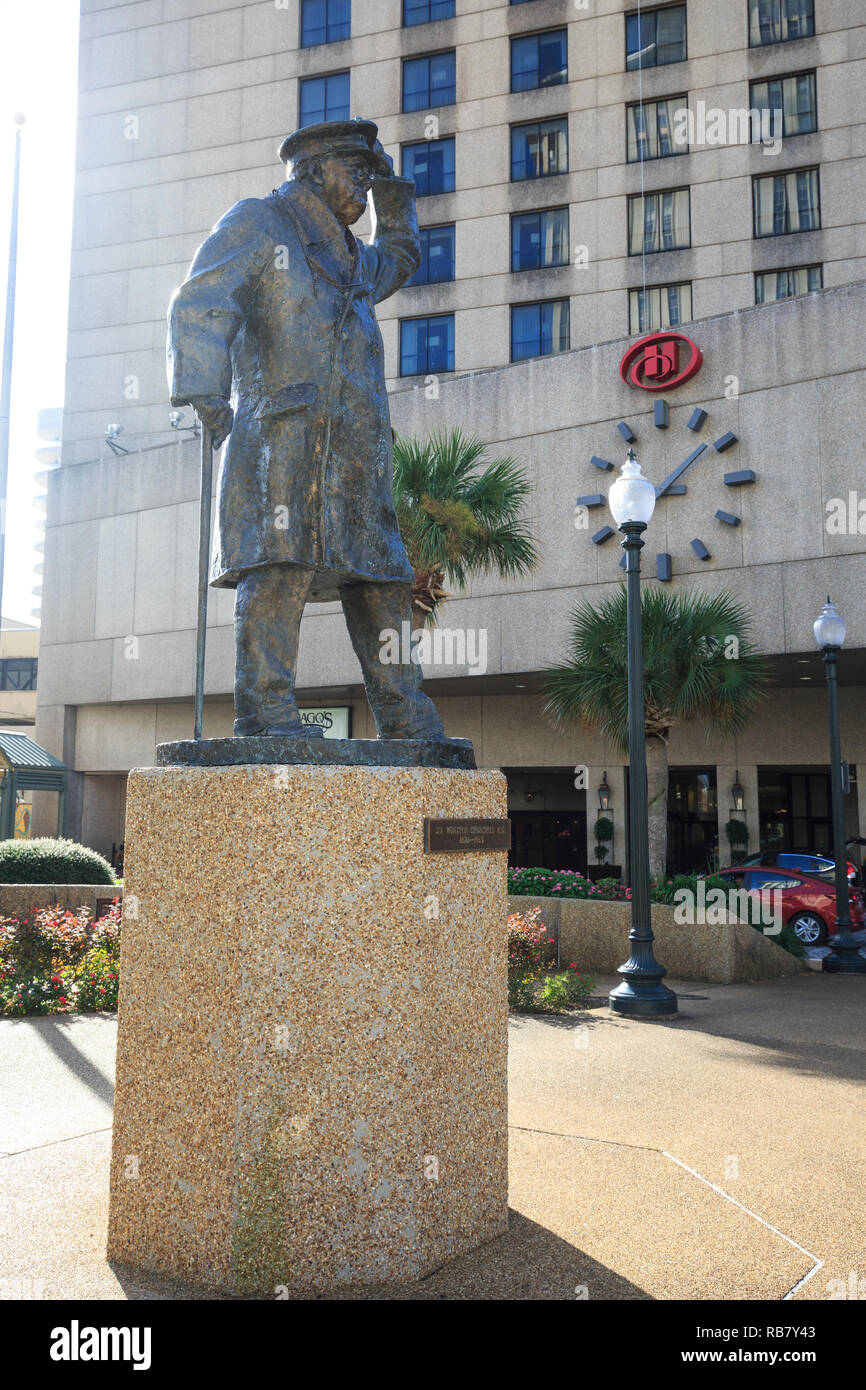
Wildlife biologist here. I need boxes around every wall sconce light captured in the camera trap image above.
[731,771,745,813]
[598,771,612,811]
[104,423,129,456]
[524,787,544,803]
[169,409,200,436]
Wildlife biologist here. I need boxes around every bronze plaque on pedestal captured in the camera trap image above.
[423,818,511,853]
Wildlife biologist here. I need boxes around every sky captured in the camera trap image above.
[0,0,79,626]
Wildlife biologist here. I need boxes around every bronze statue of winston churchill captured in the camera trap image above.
[167,118,447,743]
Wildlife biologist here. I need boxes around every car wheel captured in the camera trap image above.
[789,912,827,946]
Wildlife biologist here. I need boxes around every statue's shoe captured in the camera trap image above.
[372,697,446,742]
[376,722,451,742]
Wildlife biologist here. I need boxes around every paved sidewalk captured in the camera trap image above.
[1,972,863,1300]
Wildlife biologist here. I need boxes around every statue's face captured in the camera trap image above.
[317,154,374,226]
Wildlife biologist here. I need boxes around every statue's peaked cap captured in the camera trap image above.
[278,118,388,173]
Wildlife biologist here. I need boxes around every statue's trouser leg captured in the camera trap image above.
[233,563,316,736]
[340,581,446,741]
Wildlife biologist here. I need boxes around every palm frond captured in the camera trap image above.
[392,427,540,599]
[543,584,769,749]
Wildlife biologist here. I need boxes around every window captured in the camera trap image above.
[511,30,568,91]
[511,208,569,271]
[628,188,690,254]
[626,5,686,70]
[403,0,454,23]
[403,51,456,111]
[628,282,692,333]
[749,0,815,47]
[400,314,455,374]
[299,71,350,126]
[750,72,817,138]
[746,872,801,890]
[301,0,350,46]
[755,264,822,302]
[511,300,570,361]
[408,225,455,284]
[401,137,455,195]
[627,95,688,161]
[0,658,37,691]
[511,117,568,180]
[752,167,820,236]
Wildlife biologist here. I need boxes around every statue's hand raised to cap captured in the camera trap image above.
[190,396,234,450]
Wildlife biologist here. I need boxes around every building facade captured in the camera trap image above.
[0,620,39,734]
[36,0,866,873]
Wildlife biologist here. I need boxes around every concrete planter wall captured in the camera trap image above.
[509,895,806,985]
[0,884,123,919]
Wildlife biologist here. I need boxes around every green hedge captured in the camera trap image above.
[0,838,116,885]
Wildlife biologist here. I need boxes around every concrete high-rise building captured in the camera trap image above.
[36,0,866,879]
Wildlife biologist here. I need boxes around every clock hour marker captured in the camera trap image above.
[687,408,707,431]
[617,422,637,443]
[592,525,616,545]
[576,494,605,508]
[657,553,673,582]
[591,455,615,471]
[724,469,756,486]
[716,510,741,527]
[691,539,711,561]
[654,400,669,429]
[713,432,738,452]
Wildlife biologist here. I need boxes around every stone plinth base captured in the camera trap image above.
[107,764,508,1294]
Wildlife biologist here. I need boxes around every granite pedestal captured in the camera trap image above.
[107,760,509,1294]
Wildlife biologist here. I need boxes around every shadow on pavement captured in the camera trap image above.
[30,1017,115,1107]
[108,1212,650,1301]
[653,973,866,1085]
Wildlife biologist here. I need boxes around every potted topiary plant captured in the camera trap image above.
[725,817,749,865]
[587,815,621,882]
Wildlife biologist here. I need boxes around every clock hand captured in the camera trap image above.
[655,443,707,498]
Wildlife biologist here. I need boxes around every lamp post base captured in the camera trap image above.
[822,944,866,975]
[609,978,679,1017]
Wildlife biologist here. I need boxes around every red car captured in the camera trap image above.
[717,866,865,946]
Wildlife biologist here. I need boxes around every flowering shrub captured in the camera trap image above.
[0,901,121,1016]
[74,947,120,1012]
[508,866,694,904]
[509,866,629,900]
[507,906,596,1013]
[507,906,551,1009]
[563,962,595,1004]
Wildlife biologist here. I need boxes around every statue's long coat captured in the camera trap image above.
[167,177,420,601]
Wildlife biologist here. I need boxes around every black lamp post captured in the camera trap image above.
[607,450,677,1017]
[813,598,866,975]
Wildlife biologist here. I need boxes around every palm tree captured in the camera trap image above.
[392,428,539,620]
[543,587,769,879]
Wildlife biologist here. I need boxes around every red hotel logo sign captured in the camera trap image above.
[620,331,703,391]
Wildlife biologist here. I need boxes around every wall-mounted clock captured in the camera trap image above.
[577,402,756,580]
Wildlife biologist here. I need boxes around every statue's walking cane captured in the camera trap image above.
[193,424,213,740]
